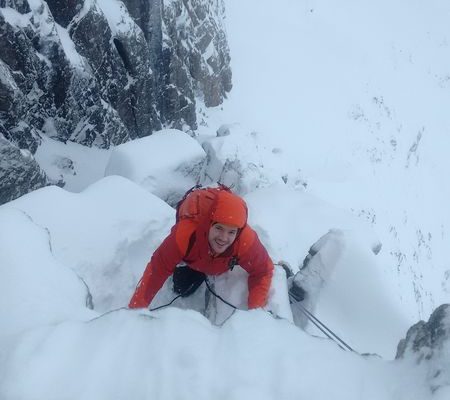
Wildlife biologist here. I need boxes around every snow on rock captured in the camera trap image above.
[0,307,432,400]
[396,304,450,395]
[150,263,293,325]
[199,123,287,194]
[4,175,175,312]
[290,229,348,328]
[242,185,407,357]
[291,229,409,358]
[0,207,95,337]
[34,134,112,192]
[0,309,426,400]
[0,133,49,204]
[105,129,206,205]
[243,184,381,271]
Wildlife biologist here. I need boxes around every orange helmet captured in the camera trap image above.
[211,190,248,228]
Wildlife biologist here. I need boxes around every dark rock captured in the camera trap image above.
[69,3,136,138]
[396,304,450,359]
[0,0,232,203]
[0,0,30,14]
[289,282,306,302]
[216,124,231,137]
[1,0,231,145]
[124,0,231,128]
[396,304,450,392]
[0,133,49,204]
[45,0,83,28]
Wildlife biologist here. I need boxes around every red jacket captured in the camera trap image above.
[128,217,274,309]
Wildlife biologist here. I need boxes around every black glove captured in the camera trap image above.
[173,266,206,297]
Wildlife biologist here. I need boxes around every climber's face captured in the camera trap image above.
[208,223,238,255]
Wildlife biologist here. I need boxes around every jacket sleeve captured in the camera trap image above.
[128,220,195,308]
[236,226,274,309]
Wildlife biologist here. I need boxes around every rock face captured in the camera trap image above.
[0,133,48,205]
[396,304,450,393]
[0,0,231,204]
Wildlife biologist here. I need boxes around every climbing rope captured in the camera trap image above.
[149,277,238,312]
[204,277,238,309]
[289,292,356,353]
[149,293,184,311]
[149,277,356,354]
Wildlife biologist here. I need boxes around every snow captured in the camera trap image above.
[220,0,450,324]
[97,0,140,36]
[0,144,433,398]
[5,176,174,312]
[0,58,20,91]
[105,129,206,204]
[0,208,95,337]
[55,23,85,68]
[34,135,112,192]
[2,0,450,398]
[244,186,406,357]
[0,7,31,28]
[199,123,288,194]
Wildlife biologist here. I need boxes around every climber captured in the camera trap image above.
[128,186,274,310]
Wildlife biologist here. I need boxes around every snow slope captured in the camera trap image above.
[0,170,434,399]
[219,0,450,323]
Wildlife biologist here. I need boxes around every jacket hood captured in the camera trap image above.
[210,191,248,229]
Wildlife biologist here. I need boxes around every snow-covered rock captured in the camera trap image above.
[4,175,175,312]
[0,0,231,203]
[0,207,95,337]
[0,306,433,400]
[150,263,293,325]
[34,135,112,192]
[199,124,286,194]
[0,133,49,204]
[241,185,406,357]
[105,129,206,205]
[288,228,407,358]
[396,304,450,396]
